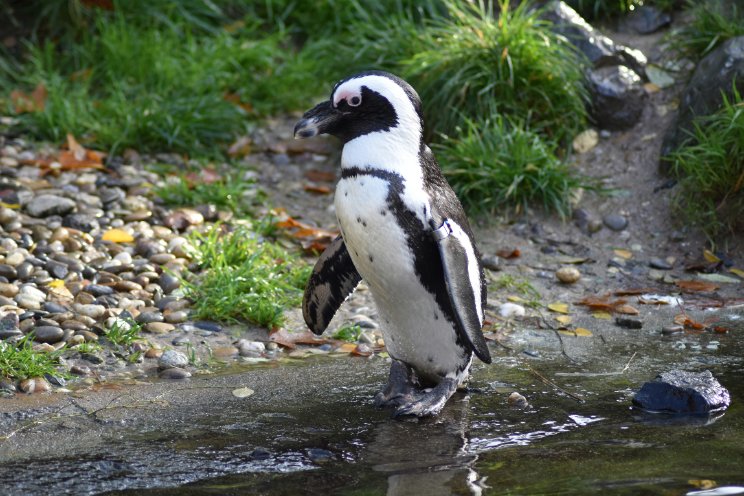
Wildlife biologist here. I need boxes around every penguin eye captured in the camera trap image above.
[348,95,361,107]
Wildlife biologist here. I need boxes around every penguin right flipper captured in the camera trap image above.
[303,235,362,335]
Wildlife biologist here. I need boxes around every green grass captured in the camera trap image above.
[668,86,744,237]
[103,318,143,347]
[436,115,587,216]
[0,335,65,381]
[331,0,588,144]
[154,167,261,215]
[183,225,311,328]
[332,324,363,342]
[672,0,744,59]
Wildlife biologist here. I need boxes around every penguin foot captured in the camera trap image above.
[374,359,416,408]
[393,378,459,418]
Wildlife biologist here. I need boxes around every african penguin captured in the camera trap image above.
[294,70,491,417]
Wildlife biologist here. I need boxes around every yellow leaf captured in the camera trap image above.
[703,249,721,263]
[592,311,612,320]
[507,295,526,303]
[729,268,744,279]
[574,328,593,337]
[613,249,633,260]
[555,315,572,325]
[548,303,570,314]
[0,201,20,209]
[102,228,134,243]
[47,279,66,288]
[558,330,575,336]
[338,343,357,353]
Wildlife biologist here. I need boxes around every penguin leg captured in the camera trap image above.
[374,359,418,408]
[393,377,459,418]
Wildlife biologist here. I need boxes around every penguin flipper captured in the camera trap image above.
[431,219,492,364]
[303,235,362,335]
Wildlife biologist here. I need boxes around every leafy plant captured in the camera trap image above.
[436,115,587,216]
[0,335,65,381]
[104,318,143,347]
[490,274,542,307]
[183,225,311,327]
[672,0,744,59]
[668,86,744,237]
[333,324,363,342]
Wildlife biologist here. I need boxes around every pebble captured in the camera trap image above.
[661,325,683,335]
[136,311,164,324]
[26,194,77,218]
[507,392,529,408]
[649,257,672,270]
[32,325,65,344]
[19,377,52,393]
[158,367,191,379]
[615,317,643,329]
[238,340,266,356]
[499,302,526,318]
[73,303,106,319]
[145,322,175,334]
[481,255,501,271]
[158,349,189,369]
[164,310,188,323]
[602,213,628,232]
[0,282,19,297]
[351,314,378,329]
[555,266,581,284]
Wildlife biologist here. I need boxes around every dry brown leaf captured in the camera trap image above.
[304,170,336,182]
[676,280,720,292]
[269,329,328,349]
[274,213,337,254]
[303,184,332,195]
[616,304,639,315]
[496,248,521,259]
[10,83,47,113]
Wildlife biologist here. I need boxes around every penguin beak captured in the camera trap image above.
[294,100,340,139]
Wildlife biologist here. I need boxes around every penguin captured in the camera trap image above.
[294,70,491,417]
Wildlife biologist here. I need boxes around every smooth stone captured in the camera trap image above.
[351,314,378,329]
[70,364,92,376]
[626,5,671,34]
[5,251,25,266]
[16,293,42,310]
[238,340,266,356]
[158,367,191,380]
[19,377,52,393]
[73,303,106,319]
[556,266,581,284]
[43,301,68,314]
[81,352,104,364]
[0,328,22,339]
[0,264,17,280]
[145,322,175,334]
[45,260,69,279]
[149,253,176,265]
[32,325,64,343]
[84,284,115,297]
[192,321,222,333]
[649,257,673,270]
[172,336,190,346]
[481,255,501,271]
[158,349,189,369]
[633,370,731,414]
[0,282,19,297]
[615,317,643,329]
[158,273,181,293]
[164,310,188,324]
[136,311,164,324]
[145,348,163,359]
[603,213,628,231]
[26,194,76,217]
[16,262,34,280]
[67,334,85,346]
[661,325,684,335]
[499,302,526,318]
[76,330,99,342]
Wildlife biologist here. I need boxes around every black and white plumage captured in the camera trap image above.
[294,71,491,417]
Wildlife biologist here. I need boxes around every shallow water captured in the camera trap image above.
[1,314,743,495]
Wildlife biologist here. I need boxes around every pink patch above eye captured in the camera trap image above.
[334,89,360,107]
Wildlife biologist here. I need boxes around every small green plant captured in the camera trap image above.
[0,335,65,381]
[104,318,143,347]
[668,86,744,237]
[183,225,311,327]
[436,115,586,216]
[490,274,542,307]
[333,324,363,342]
[74,340,102,354]
[673,0,744,59]
[154,169,261,215]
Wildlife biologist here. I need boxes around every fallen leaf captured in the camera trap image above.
[638,294,683,306]
[269,329,329,349]
[643,82,660,93]
[572,129,599,154]
[102,228,134,243]
[0,201,20,210]
[47,279,66,288]
[228,136,252,157]
[304,170,336,182]
[703,249,721,263]
[576,296,628,313]
[676,280,719,292]
[10,83,47,113]
[688,479,716,490]
[697,273,741,284]
[274,212,338,254]
[616,304,639,315]
[555,315,573,325]
[185,168,222,186]
[592,311,612,320]
[574,328,593,337]
[613,249,633,260]
[506,295,526,303]
[303,184,332,195]
[232,387,255,399]
[337,343,357,353]
[496,248,521,259]
[730,268,744,279]
[548,303,570,314]
[554,256,590,264]
[673,314,705,330]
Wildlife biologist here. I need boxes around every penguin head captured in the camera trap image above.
[294,71,423,145]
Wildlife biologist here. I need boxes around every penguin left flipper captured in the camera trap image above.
[303,235,362,335]
[431,219,492,364]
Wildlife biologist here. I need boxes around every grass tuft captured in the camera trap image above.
[183,225,311,328]
[672,0,744,60]
[103,318,143,347]
[0,335,65,381]
[436,115,586,216]
[154,168,261,215]
[668,86,744,237]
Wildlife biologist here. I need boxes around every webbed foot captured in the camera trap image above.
[392,378,459,418]
[374,359,416,408]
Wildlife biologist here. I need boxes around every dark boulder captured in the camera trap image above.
[587,65,647,130]
[624,5,671,35]
[633,369,731,414]
[661,36,744,170]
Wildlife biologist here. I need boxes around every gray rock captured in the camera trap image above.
[633,369,731,414]
[26,194,76,218]
[84,284,115,297]
[625,5,671,34]
[45,260,69,279]
[62,213,100,232]
[649,257,672,270]
[661,36,744,167]
[0,264,17,280]
[603,213,628,231]
[615,317,642,329]
[32,325,65,343]
[159,367,191,380]
[136,311,164,324]
[158,349,189,370]
[588,65,647,130]
[158,273,181,294]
